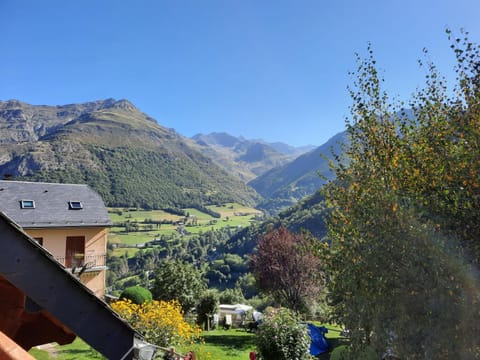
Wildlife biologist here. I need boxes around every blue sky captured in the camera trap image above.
[1,1,479,146]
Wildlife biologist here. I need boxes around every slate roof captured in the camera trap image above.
[0,211,140,359]
[0,181,112,228]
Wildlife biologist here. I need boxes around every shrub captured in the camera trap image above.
[119,285,152,304]
[111,299,202,347]
[255,307,313,360]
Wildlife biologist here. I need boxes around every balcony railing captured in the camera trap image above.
[54,254,107,270]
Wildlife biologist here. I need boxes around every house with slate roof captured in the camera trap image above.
[0,180,112,298]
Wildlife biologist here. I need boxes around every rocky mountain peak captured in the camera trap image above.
[103,99,137,112]
[2,100,26,109]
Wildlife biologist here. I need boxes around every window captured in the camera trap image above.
[33,237,43,246]
[68,201,83,210]
[20,200,35,209]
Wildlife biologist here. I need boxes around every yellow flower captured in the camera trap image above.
[111,299,202,347]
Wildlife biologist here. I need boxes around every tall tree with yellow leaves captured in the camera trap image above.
[324,31,480,359]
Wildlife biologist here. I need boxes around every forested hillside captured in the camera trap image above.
[220,190,328,258]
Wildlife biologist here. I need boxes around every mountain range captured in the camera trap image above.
[190,132,314,182]
[248,131,346,213]
[0,99,259,208]
[0,98,345,212]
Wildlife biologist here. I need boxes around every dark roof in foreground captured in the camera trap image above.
[0,181,112,228]
[0,211,140,359]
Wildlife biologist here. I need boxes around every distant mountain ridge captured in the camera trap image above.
[191,132,315,182]
[248,109,412,213]
[249,131,347,213]
[0,99,260,208]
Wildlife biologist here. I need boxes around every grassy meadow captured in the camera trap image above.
[108,203,262,251]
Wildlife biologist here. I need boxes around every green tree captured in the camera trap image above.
[151,260,207,312]
[324,32,480,358]
[235,273,258,299]
[196,290,219,330]
[219,287,245,305]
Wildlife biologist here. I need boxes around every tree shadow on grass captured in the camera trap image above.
[317,337,350,360]
[202,330,256,351]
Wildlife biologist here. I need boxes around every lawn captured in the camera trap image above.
[194,329,256,360]
[28,325,347,360]
[29,338,104,360]
[28,330,256,360]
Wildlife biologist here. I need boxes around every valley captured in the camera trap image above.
[0,98,336,303]
[105,203,265,295]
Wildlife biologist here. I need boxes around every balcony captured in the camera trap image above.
[54,254,107,274]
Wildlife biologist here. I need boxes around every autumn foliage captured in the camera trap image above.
[324,30,480,358]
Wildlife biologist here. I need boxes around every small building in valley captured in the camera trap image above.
[217,304,253,328]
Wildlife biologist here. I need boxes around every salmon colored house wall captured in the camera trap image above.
[23,227,107,298]
[81,271,106,298]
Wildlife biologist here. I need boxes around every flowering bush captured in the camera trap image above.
[111,299,202,347]
[255,307,313,360]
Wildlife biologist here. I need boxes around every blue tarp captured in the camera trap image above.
[307,323,329,356]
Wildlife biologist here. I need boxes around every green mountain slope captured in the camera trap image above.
[220,190,329,257]
[0,99,260,208]
[248,131,347,213]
